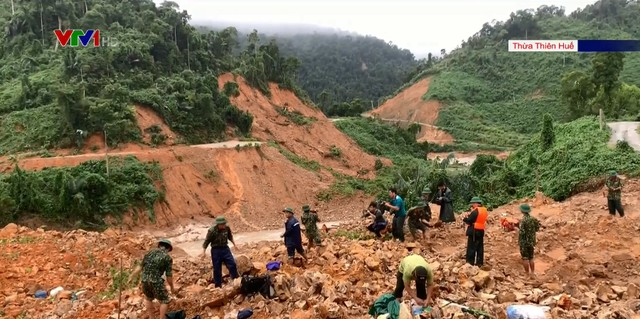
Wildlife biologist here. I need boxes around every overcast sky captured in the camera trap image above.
[161,0,597,57]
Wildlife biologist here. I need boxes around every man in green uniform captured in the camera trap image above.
[301,204,322,249]
[393,253,435,307]
[202,216,239,288]
[407,188,432,242]
[516,204,540,277]
[129,239,176,319]
[605,170,624,217]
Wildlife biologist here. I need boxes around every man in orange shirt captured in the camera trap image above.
[462,197,488,267]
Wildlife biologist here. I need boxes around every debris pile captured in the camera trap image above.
[2,182,640,318]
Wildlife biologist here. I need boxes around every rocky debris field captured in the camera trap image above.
[2,182,640,319]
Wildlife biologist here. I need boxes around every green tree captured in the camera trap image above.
[540,113,554,150]
[591,52,625,108]
[560,71,596,117]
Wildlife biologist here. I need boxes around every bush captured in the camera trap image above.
[334,118,428,159]
[0,156,163,228]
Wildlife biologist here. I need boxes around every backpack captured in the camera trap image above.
[165,310,186,319]
[240,275,276,298]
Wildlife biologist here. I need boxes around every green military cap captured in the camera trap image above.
[283,207,294,214]
[215,216,227,225]
[422,187,432,194]
[302,205,310,212]
[520,203,531,213]
[469,196,483,204]
[158,239,173,251]
[609,170,617,176]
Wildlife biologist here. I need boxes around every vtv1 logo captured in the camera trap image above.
[54,29,116,47]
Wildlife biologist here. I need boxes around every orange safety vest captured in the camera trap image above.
[473,207,488,230]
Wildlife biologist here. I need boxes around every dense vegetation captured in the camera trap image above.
[0,156,163,228]
[230,31,417,116]
[330,115,640,212]
[403,0,640,148]
[333,118,429,159]
[0,0,300,154]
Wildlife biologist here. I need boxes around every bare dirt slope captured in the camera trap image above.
[369,78,453,145]
[2,179,640,319]
[1,79,378,232]
[218,73,383,178]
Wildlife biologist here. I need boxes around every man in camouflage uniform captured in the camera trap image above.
[129,239,176,319]
[301,204,322,249]
[407,188,432,242]
[605,170,624,217]
[202,216,239,288]
[516,204,540,277]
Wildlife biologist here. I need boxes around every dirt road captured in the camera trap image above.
[159,221,343,258]
[53,140,262,160]
[607,121,640,151]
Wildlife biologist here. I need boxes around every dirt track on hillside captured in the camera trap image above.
[608,121,640,151]
[370,78,454,145]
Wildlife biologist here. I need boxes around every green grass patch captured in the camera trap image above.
[268,141,321,171]
[333,117,429,159]
[275,106,317,125]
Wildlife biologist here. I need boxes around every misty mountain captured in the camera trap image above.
[195,22,418,111]
[193,20,356,37]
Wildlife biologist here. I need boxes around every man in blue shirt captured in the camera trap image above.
[384,188,406,242]
[281,207,308,264]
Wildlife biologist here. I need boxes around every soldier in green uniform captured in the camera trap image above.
[301,204,322,249]
[202,216,239,288]
[129,239,176,319]
[407,188,432,242]
[604,170,624,217]
[516,204,540,277]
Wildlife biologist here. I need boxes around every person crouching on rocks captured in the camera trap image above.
[201,216,239,288]
[281,207,308,264]
[393,252,435,307]
[129,239,176,319]
[365,201,388,239]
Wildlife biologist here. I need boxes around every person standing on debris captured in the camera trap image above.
[407,188,432,242]
[462,197,487,267]
[604,170,625,217]
[201,216,239,288]
[434,182,455,223]
[393,254,435,307]
[365,201,388,239]
[516,204,540,276]
[281,207,308,264]
[129,239,176,319]
[301,204,322,249]
[385,188,407,242]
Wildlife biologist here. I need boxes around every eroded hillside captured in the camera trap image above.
[0,76,380,232]
[369,78,453,145]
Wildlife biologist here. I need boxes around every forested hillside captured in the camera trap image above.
[400,0,640,148]
[0,0,299,154]
[276,34,417,115]
[228,30,418,116]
